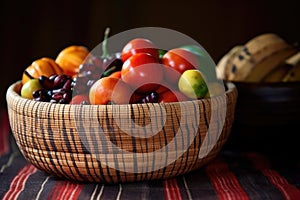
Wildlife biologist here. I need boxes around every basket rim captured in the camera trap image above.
[6,80,237,107]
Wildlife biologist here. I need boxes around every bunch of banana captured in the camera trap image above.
[217,33,300,82]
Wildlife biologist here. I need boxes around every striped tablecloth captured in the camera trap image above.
[1,110,300,200]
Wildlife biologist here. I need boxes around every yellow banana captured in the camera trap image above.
[262,64,292,82]
[282,51,300,82]
[244,45,297,82]
[216,45,243,80]
[263,51,300,82]
[227,33,288,81]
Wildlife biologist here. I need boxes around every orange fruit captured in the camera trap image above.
[89,77,133,105]
[55,45,89,77]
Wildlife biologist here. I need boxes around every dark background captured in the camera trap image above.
[1,0,299,109]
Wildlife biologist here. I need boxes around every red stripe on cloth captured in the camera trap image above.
[163,178,182,200]
[2,164,37,200]
[64,183,83,199]
[47,181,64,199]
[0,111,10,156]
[264,169,300,199]
[247,152,300,199]
[48,181,84,200]
[206,159,249,200]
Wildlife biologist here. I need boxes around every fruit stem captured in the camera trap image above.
[101,65,117,77]
[101,27,111,59]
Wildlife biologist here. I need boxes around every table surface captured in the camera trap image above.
[1,110,299,200]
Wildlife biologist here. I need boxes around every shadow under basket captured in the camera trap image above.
[6,81,237,183]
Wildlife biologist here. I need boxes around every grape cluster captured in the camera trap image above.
[139,91,159,103]
[33,74,74,104]
[72,53,123,96]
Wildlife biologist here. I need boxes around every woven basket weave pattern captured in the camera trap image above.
[7,81,237,183]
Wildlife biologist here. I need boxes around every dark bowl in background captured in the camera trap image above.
[224,81,300,157]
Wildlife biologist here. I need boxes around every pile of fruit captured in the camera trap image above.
[20,28,224,105]
[217,33,300,82]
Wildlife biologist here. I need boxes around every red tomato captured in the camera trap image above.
[121,38,159,63]
[158,90,190,103]
[162,48,198,84]
[155,80,178,95]
[121,53,164,93]
[129,91,143,104]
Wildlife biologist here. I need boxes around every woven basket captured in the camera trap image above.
[6,81,237,183]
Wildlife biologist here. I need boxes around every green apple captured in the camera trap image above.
[21,78,42,99]
[178,69,208,99]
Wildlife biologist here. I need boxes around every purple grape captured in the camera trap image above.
[38,75,54,89]
[63,79,72,90]
[53,75,69,89]
[33,74,74,104]
[49,74,58,82]
[139,92,159,103]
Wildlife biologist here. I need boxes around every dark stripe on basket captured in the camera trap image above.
[85,105,105,180]
[107,106,122,183]
[88,106,103,182]
[160,104,172,180]
[19,100,31,162]
[32,102,54,172]
[212,98,219,145]
[201,100,210,129]
[17,98,26,150]
[187,101,202,172]
[217,103,226,146]
[152,104,166,180]
[149,103,164,180]
[143,103,151,180]
[170,103,182,177]
[15,99,24,147]
[201,100,211,156]
[144,103,150,180]
[98,106,114,183]
[90,105,107,183]
[46,103,71,179]
[60,104,77,180]
[33,102,52,172]
[66,105,80,155]
[210,97,219,151]
[180,102,192,175]
[137,104,146,180]
[222,94,231,142]
[23,101,45,171]
[114,106,127,183]
[73,105,95,182]
[135,104,144,181]
[61,104,85,181]
[214,97,222,145]
[87,105,107,183]
[68,105,96,182]
[182,102,193,175]
[28,101,43,169]
[129,104,138,181]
